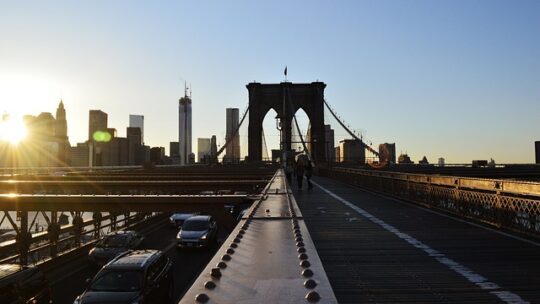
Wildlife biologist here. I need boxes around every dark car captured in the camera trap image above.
[0,264,52,304]
[176,215,217,248]
[88,230,144,266]
[168,212,197,228]
[74,250,174,304]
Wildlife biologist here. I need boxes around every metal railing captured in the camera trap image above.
[320,167,540,238]
[0,212,156,265]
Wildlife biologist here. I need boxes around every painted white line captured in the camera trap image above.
[344,181,540,247]
[312,180,529,304]
[163,241,177,253]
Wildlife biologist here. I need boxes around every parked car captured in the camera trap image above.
[169,212,197,228]
[88,230,144,266]
[0,264,51,304]
[176,215,217,248]
[74,250,173,304]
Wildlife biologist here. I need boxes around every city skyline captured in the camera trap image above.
[1,1,539,163]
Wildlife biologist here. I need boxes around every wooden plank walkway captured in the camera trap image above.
[293,175,540,303]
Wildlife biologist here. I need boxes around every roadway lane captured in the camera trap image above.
[294,175,540,303]
[50,217,227,304]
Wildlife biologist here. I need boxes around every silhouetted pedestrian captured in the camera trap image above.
[296,159,305,190]
[305,161,313,190]
[284,160,293,183]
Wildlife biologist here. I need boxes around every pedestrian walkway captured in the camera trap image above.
[293,175,540,303]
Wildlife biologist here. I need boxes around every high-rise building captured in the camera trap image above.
[225,108,240,163]
[169,141,179,158]
[89,110,108,142]
[55,100,70,166]
[210,135,217,163]
[324,125,335,162]
[55,100,68,139]
[129,115,144,144]
[536,141,540,164]
[378,143,396,164]
[127,127,142,165]
[338,139,365,164]
[197,138,211,163]
[150,147,165,164]
[179,88,192,165]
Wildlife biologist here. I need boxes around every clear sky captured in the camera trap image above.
[1,0,539,163]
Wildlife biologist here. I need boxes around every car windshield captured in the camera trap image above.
[97,235,130,248]
[182,220,209,231]
[90,271,142,292]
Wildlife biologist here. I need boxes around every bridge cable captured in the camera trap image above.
[215,87,255,158]
[315,88,380,157]
[286,87,312,161]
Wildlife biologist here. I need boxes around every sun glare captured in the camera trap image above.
[0,116,28,145]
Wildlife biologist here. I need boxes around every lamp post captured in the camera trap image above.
[275,114,283,164]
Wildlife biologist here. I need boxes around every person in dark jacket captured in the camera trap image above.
[305,161,313,190]
[296,159,305,189]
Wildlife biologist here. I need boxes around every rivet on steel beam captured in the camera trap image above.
[297,247,306,253]
[204,281,216,289]
[217,261,227,269]
[265,208,270,213]
[296,241,305,247]
[230,243,238,248]
[210,267,222,278]
[195,293,210,303]
[304,279,317,289]
[306,291,320,302]
[222,254,231,261]
[233,238,241,243]
[302,268,314,277]
[236,234,243,239]
[238,229,245,234]
[294,229,301,234]
[298,253,308,260]
[226,248,235,254]
[295,237,303,242]
[299,260,311,268]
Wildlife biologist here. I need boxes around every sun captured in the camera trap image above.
[0,116,28,145]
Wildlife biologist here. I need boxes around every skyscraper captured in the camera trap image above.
[536,141,540,164]
[89,110,108,142]
[197,138,211,163]
[55,100,70,165]
[55,100,68,139]
[225,108,240,163]
[179,87,192,165]
[324,125,335,162]
[129,115,144,144]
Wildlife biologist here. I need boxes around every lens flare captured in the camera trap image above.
[0,116,28,145]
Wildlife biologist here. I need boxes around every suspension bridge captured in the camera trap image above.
[1,81,539,304]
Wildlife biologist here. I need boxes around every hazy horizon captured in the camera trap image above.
[1,1,539,163]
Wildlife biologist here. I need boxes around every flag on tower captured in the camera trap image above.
[284,66,287,77]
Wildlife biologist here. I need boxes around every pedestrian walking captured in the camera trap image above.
[296,158,305,190]
[305,161,313,190]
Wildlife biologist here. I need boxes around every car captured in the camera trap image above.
[0,264,52,304]
[176,215,217,248]
[88,230,144,267]
[74,250,174,304]
[169,212,197,228]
